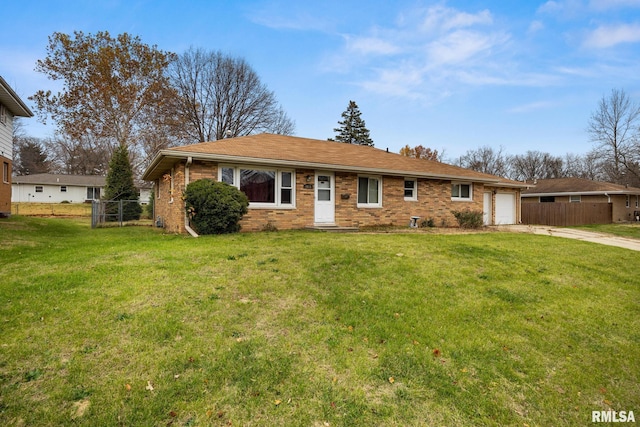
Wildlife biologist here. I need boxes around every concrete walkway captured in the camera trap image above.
[505,225,640,251]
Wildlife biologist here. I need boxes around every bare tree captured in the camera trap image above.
[170,47,295,142]
[509,151,563,182]
[456,145,510,177]
[43,133,112,175]
[588,88,640,184]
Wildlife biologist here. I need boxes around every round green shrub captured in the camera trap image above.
[183,179,249,234]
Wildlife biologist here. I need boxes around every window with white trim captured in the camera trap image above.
[60,186,67,192]
[2,162,8,183]
[219,165,294,207]
[569,195,581,203]
[357,176,382,207]
[636,196,639,209]
[0,105,7,125]
[404,179,417,201]
[451,182,472,201]
[626,195,630,208]
[35,186,43,193]
[86,187,101,200]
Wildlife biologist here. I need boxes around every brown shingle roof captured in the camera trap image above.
[522,178,640,195]
[143,133,526,187]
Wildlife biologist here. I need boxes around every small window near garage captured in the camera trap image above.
[626,195,630,208]
[404,179,417,201]
[358,176,382,207]
[60,186,67,192]
[569,195,581,203]
[2,162,8,183]
[35,186,43,193]
[540,196,555,203]
[636,196,639,209]
[451,183,472,201]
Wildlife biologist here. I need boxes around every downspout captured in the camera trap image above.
[604,193,611,203]
[183,156,199,237]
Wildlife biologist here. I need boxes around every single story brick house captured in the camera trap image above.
[142,134,528,233]
[522,177,640,224]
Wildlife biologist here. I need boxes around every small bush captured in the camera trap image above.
[451,209,484,229]
[183,179,249,235]
[421,218,435,228]
[262,222,278,232]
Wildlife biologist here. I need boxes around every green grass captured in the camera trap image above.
[1,216,639,426]
[572,223,640,239]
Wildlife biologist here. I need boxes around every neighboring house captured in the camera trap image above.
[142,133,527,233]
[12,173,152,204]
[521,177,640,225]
[12,174,106,203]
[0,76,34,217]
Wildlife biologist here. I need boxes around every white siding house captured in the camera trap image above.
[12,174,106,203]
[12,173,152,204]
[0,76,34,216]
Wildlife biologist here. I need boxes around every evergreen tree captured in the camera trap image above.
[331,101,374,146]
[104,145,142,221]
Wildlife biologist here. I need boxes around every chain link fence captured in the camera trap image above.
[91,200,148,228]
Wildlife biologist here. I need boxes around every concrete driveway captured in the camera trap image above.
[505,225,640,252]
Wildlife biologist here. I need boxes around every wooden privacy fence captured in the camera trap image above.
[522,202,612,226]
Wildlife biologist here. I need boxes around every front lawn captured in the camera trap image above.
[573,223,640,240]
[1,217,638,426]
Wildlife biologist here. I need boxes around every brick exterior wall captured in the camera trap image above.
[0,156,11,216]
[153,159,515,233]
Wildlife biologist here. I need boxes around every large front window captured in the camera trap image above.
[241,169,275,203]
[358,176,382,207]
[220,166,294,207]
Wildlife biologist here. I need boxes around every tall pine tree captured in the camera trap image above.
[331,101,374,146]
[104,144,142,221]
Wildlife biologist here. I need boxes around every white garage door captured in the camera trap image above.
[495,193,516,225]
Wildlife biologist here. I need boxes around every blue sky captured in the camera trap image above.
[2,0,640,160]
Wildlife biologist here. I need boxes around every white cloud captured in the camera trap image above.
[583,23,640,48]
[528,20,545,34]
[426,30,505,66]
[344,35,401,56]
[507,101,555,113]
[420,4,493,32]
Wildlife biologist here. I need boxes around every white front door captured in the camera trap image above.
[314,171,335,224]
[483,192,492,225]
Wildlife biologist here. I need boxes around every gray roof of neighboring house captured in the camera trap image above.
[522,178,640,196]
[12,173,106,187]
[0,75,34,117]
